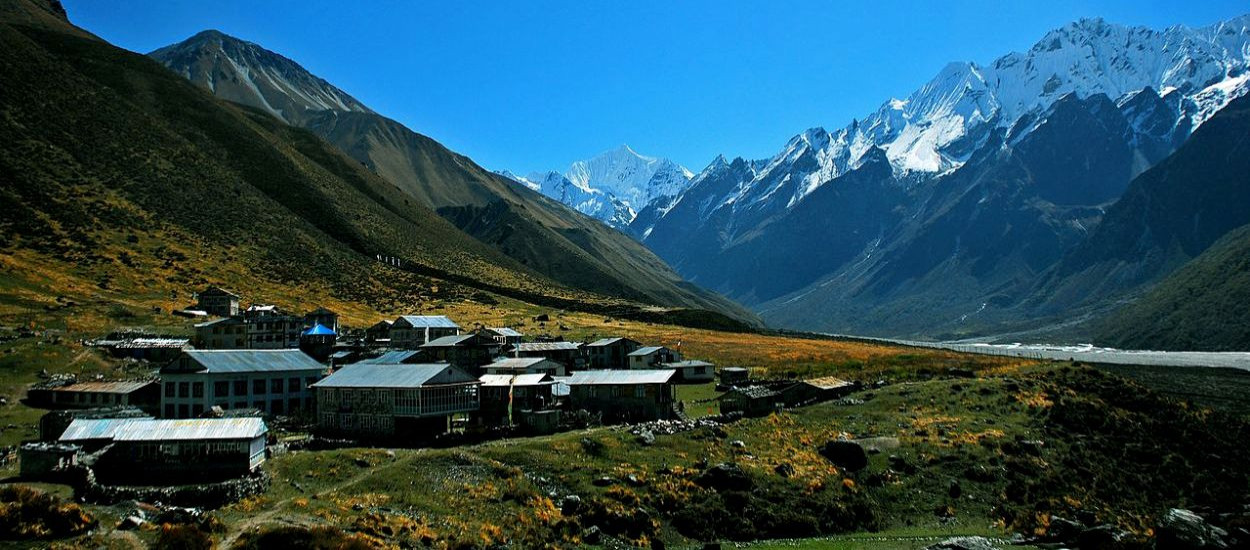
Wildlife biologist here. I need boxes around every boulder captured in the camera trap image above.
[118,516,145,530]
[774,462,795,478]
[1157,508,1229,549]
[923,536,999,550]
[635,430,655,446]
[560,495,583,516]
[695,462,752,492]
[819,440,868,472]
[888,455,917,474]
[1077,524,1125,548]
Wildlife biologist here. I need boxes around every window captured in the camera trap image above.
[253,379,267,395]
[635,386,647,398]
[178,382,190,398]
[270,400,284,415]
[178,404,189,418]
[214,381,230,397]
[192,382,204,398]
[234,402,247,409]
[164,404,174,418]
[192,404,203,416]
[234,380,248,396]
[271,378,284,394]
[164,382,175,398]
[289,378,301,393]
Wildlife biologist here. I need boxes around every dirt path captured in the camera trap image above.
[220,450,416,548]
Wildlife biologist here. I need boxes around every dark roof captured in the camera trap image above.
[51,381,156,394]
[395,315,460,329]
[559,369,676,385]
[307,307,336,315]
[199,287,238,298]
[312,363,479,389]
[166,350,325,374]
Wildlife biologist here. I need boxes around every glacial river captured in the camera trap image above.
[829,336,1250,372]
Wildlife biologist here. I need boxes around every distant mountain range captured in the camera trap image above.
[497,145,694,232]
[148,28,754,323]
[626,14,1250,348]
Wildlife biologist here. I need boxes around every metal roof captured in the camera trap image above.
[51,381,156,394]
[114,338,189,349]
[586,337,639,347]
[559,369,675,386]
[193,317,243,329]
[660,360,715,368]
[111,418,267,442]
[302,323,336,336]
[312,363,479,389]
[60,418,145,441]
[479,374,554,387]
[421,334,488,347]
[628,346,668,357]
[167,350,326,374]
[199,287,238,298]
[488,327,523,337]
[721,386,780,400]
[512,342,582,352]
[395,315,460,329]
[357,350,426,364]
[486,357,551,369]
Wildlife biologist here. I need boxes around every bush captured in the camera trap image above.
[0,485,95,540]
[156,523,213,550]
[230,525,387,550]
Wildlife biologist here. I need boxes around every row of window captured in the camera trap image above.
[163,397,311,418]
[164,377,318,399]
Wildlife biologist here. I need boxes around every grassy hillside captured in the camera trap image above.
[1093,224,1250,351]
[147,30,756,323]
[0,0,752,334]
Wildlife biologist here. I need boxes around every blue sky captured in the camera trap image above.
[66,1,1249,174]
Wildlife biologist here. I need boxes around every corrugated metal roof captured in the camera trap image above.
[357,350,426,364]
[479,374,554,387]
[193,317,242,328]
[488,327,523,337]
[111,418,267,442]
[660,360,715,368]
[486,357,549,369]
[628,346,666,356]
[422,334,484,347]
[114,338,189,349]
[396,315,460,328]
[60,418,145,441]
[312,363,479,389]
[586,337,638,347]
[560,369,675,385]
[168,350,325,374]
[51,381,156,394]
[513,342,581,352]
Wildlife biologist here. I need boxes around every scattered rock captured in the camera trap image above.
[819,440,868,472]
[625,474,644,487]
[635,430,655,446]
[582,525,602,544]
[774,462,795,478]
[729,440,746,449]
[1077,524,1125,548]
[1157,508,1229,549]
[118,516,145,530]
[354,458,370,468]
[1045,516,1083,542]
[560,495,583,515]
[581,438,605,455]
[592,476,615,487]
[923,536,998,550]
[695,462,752,492]
[888,454,917,475]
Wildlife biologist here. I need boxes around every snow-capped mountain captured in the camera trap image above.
[671,15,1250,220]
[501,145,694,231]
[150,30,373,125]
[641,13,1250,338]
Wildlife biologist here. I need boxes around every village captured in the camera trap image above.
[16,287,859,500]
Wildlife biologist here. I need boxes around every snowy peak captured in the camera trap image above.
[149,29,373,124]
[506,145,694,231]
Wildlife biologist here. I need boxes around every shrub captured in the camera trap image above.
[0,485,95,540]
